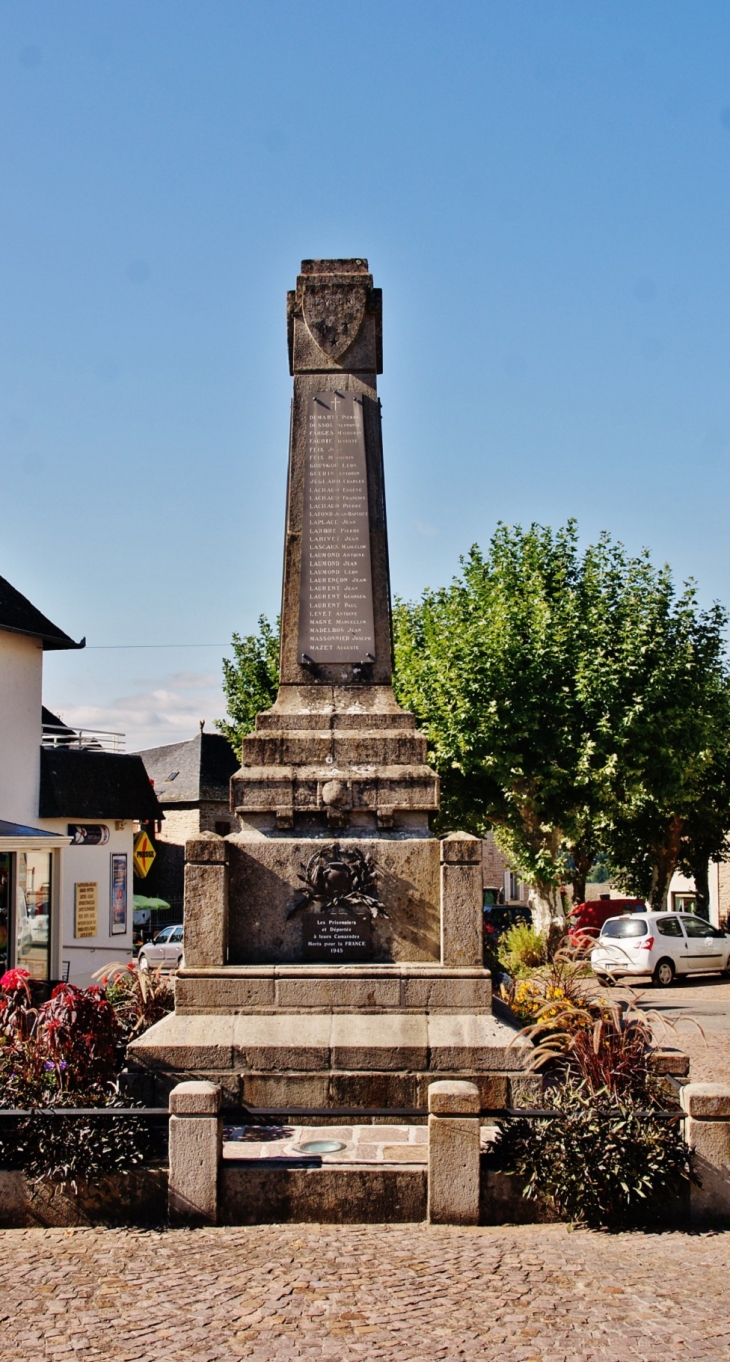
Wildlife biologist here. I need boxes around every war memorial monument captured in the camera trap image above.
[130,259,530,1111]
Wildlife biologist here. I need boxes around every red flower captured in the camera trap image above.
[0,968,30,991]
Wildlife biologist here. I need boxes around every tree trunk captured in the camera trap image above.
[528,883,564,935]
[569,847,595,907]
[649,814,685,912]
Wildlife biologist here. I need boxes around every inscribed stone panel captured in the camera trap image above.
[298,391,376,665]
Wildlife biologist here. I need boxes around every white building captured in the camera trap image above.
[0,575,162,988]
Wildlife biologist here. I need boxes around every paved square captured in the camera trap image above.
[1,1222,728,1360]
[223,1122,429,1163]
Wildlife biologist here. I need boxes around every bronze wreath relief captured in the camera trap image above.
[287,845,386,921]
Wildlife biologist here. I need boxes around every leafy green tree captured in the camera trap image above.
[675,747,730,919]
[216,616,279,758]
[392,522,595,913]
[579,545,730,911]
[393,522,730,914]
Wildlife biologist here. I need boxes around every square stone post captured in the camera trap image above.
[440,833,483,967]
[681,1082,730,1225]
[184,833,228,967]
[428,1079,481,1225]
[168,1081,222,1226]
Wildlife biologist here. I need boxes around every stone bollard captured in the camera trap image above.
[183,833,229,967]
[681,1082,730,1226]
[168,1081,222,1226]
[428,1080,481,1225]
[440,833,483,967]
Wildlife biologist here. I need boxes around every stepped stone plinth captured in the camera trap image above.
[128,261,532,1109]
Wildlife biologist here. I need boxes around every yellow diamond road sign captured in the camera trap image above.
[133,831,156,878]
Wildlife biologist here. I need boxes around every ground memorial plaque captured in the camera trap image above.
[298,390,376,665]
[303,912,373,962]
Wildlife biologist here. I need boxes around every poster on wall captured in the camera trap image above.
[74,882,98,938]
[110,854,127,936]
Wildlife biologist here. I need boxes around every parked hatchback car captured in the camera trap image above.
[591,912,730,988]
[137,924,184,971]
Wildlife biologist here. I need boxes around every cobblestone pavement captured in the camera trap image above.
[1,1222,729,1361]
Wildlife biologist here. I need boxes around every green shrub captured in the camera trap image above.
[495,1077,694,1228]
[499,923,546,974]
[495,939,694,1227]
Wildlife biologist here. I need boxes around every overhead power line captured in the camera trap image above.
[85,643,231,650]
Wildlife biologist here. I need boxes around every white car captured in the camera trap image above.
[137,924,184,972]
[591,911,730,988]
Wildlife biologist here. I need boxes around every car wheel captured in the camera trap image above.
[138,953,150,971]
[653,958,675,988]
[596,974,613,988]
[176,955,183,969]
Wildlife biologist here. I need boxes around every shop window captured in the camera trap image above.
[16,851,52,982]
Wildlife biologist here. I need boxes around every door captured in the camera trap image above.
[654,914,688,972]
[150,925,172,964]
[16,851,52,982]
[167,925,183,966]
[680,915,725,972]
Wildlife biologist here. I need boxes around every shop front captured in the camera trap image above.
[0,822,71,985]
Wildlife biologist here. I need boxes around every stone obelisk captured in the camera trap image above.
[232,258,438,839]
[129,260,530,1112]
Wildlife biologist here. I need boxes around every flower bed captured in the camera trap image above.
[0,965,173,1191]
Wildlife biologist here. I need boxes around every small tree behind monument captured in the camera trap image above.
[392,520,730,917]
[216,616,280,758]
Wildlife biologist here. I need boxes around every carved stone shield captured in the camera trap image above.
[302,281,367,360]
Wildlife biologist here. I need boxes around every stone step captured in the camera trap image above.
[231,764,440,815]
[175,965,492,1015]
[129,1011,530,1075]
[220,1161,426,1224]
[241,731,429,766]
[255,712,417,732]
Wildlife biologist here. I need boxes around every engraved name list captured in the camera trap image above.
[298,391,376,665]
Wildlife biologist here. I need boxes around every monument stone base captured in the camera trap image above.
[127,960,533,1110]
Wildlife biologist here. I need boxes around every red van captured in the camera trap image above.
[567,895,646,942]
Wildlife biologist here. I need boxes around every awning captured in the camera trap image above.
[0,820,71,852]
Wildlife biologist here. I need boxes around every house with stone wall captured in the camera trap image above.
[481,831,530,906]
[134,731,241,913]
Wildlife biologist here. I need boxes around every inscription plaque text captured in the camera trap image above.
[303,913,373,962]
[298,391,376,664]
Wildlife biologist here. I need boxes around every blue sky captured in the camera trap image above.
[3,1,730,749]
